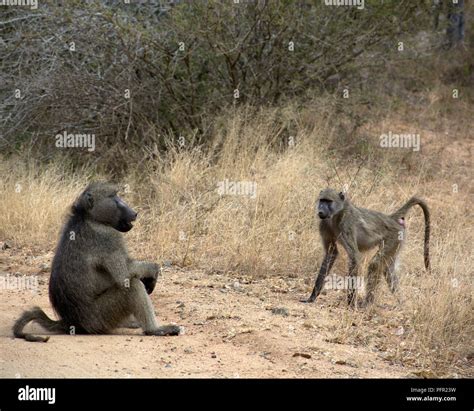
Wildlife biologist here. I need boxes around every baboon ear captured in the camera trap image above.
[73,191,94,214]
[339,192,345,201]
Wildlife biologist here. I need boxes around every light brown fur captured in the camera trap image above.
[303,189,430,306]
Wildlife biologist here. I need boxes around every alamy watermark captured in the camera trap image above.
[379,131,420,152]
[0,0,38,9]
[324,0,364,10]
[324,274,364,290]
[216,179,257,199]
[0,274,39,292]
[18,385,55,405]
[55,131,96,152]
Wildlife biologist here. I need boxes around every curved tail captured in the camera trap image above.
[391,197,430,270]
[13,307,65,343]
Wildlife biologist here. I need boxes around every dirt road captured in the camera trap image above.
[0,246,458,378]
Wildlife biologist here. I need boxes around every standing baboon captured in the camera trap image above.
[303,189,430,306]
[13,182,181,342]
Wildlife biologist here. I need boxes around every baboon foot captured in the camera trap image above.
[348,301,357,310]
[145,325,182,336]
[347,293,368,310]
[347,293,357,308]
[300,295,316,303]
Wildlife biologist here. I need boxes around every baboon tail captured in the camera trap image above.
[13,307,65,343]
[391,197,430,270]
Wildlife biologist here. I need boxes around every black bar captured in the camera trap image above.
[1,378,472,410]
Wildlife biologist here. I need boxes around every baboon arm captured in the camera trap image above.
[101,255,132,287]
[339,233,361,306]
[305,241,338,303]
[127,259,160,279]
[316,243,338,285]
[340,232,361,271]
[339,233,361,276]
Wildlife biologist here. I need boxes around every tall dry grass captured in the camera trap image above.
[0,104,472,374]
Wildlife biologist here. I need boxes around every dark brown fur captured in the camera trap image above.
[13,182,181,342]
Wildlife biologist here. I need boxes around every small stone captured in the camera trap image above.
[293,352,311,359]
[231,281,244,291]
[39,263,50,272]
[334,359,347,365]
[411,370,437,379]
[1,241,11,250]
[271,307,289,317]
[395,326,405,336]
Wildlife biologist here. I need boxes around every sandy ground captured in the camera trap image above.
[0,246,465,379]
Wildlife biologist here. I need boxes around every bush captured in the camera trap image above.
[0,0,431,170]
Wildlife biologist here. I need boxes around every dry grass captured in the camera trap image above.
[0,104,472,375]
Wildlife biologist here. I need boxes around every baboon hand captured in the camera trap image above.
[129,260,160,278]
[149,262,161,277]
[145,324,182,336]
[141,276,157,295]
[142,262,160,294]
[129,260,160,294]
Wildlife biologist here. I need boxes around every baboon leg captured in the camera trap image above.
[384,225,404,294]
[384,256,400,294]
[81,279,155,333]
[304,243,338,303]
[125,278,159,332]
[364,253,384,306]
[340,235,361,307]
[87,279,179,336]
[346,254,361,307]
[84,292,133,334]
[126,278,180,336]
[119,315,141,329]
[365,241,401,306]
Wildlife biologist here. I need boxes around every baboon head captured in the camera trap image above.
[73,182,137,232]
[317,188,345,220]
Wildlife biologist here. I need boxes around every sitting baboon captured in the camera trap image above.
[303,189,430,306]
[13,182,181,342]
